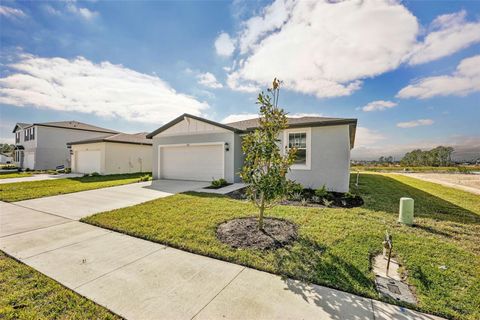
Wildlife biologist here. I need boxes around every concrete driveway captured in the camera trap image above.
[13,180,209,220]
[0,200,443,320]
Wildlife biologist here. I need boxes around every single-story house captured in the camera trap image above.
[146,114,357,192]
[68,133,152,175]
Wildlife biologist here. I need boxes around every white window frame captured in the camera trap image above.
[283,127,311,170]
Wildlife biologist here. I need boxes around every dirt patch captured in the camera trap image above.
[216,217,297,250]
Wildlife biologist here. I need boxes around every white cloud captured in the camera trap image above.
[0,54,209,124]
[197,72,223,89]
[355,127,386,147]
[238,0,295,54]
[66,2,98,20]
[362,100,397,112]
[226,0,419,97]
[222,2,480,98]
[397,119,434,128]
[0,5,26,19]
[221,112,323,123]
[215,32,236,57]
[408,10,480,65]
[397,55,480,99]
[222,113,258,123]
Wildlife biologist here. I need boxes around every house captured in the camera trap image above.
[13,121,118,170]
[0,153,13,164]
[68,133,152,174]
[146,114,357,192]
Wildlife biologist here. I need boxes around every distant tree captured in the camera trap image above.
[401,146,454,166]
[240,78,296,230]
[0,144,14,155]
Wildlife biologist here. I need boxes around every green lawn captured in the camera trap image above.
[0,251,119,319]
[351,165,480,173]
[0,172,151,202]
[0,172,32,179]
[83,173,480,320]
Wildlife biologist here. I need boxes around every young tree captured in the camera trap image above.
[240,79,296,230]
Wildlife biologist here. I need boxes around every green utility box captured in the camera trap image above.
[398,197,414,225]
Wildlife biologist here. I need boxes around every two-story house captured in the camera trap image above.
[13,121,118,170]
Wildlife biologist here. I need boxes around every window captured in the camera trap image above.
[24,129,29,141]
[15,132,20,144]
[284,128,311,170]
[30,127,35,140]
[288,132,307,165]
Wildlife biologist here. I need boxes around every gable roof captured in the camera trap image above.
[12,123,32,133]
[13,121,118,134]
[146,113,242,138]
[147,113,357,147]
[67,132,152,146]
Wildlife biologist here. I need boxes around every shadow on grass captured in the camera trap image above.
[355,174,480,225]
[275,237,374,319]
[68,172,149,184]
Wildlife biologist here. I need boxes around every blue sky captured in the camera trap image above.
[0,0,479,160]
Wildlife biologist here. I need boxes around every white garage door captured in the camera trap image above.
[160,144,224,181]
[24,152,35,170]
[76,150,101,173]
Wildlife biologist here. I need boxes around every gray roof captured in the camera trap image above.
[68,132,152,146]
[226,116,356,131]
[32,121,118,133]
[12,123,32,132]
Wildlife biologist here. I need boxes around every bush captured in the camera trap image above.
[287,181,303,197]
[211,178,228,188]
[315,185,328,198]
[138,174,151,182]
[64,168,72,173]
[91,172,100,177]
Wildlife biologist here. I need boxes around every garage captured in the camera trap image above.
[159,144,224,181]
[75,150,101,173]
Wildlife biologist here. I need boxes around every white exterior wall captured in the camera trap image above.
[71,142,152,175]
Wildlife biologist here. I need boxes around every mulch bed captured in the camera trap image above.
[226,188,364,208]
[204,183,233,190]
[216,217,298,250]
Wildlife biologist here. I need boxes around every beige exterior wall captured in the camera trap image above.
[104,143,152,174]
[71,142,151,175]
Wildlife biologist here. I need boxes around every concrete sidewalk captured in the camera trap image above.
[0,173,83,184]
[13,179,209,220]
[0,201,442,320]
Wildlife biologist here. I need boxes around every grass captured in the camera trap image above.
[0,172,32,179]
[83,173,480,320]
[0,172,151,202]
[0,251,119,319]
[351,165,480,173]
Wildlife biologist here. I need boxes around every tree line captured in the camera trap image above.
[400,146,454,166]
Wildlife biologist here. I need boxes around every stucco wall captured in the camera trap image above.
[279,125,351,192]
[151,132,236,182]
[104,143,152,174]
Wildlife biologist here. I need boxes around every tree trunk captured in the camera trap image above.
[259,192,265,230]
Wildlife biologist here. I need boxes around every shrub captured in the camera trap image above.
[138,174,151,182]
[90,172,100,177]
[211,178,228,188]
[315,185,328,198]
[322,198,333,207]
[287,181,303,197]
[64,168,72,173]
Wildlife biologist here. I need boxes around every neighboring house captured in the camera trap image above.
[0,153,13,164]
[147,113,357,192]
[13,121,118,170]
[68,133,152,175]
